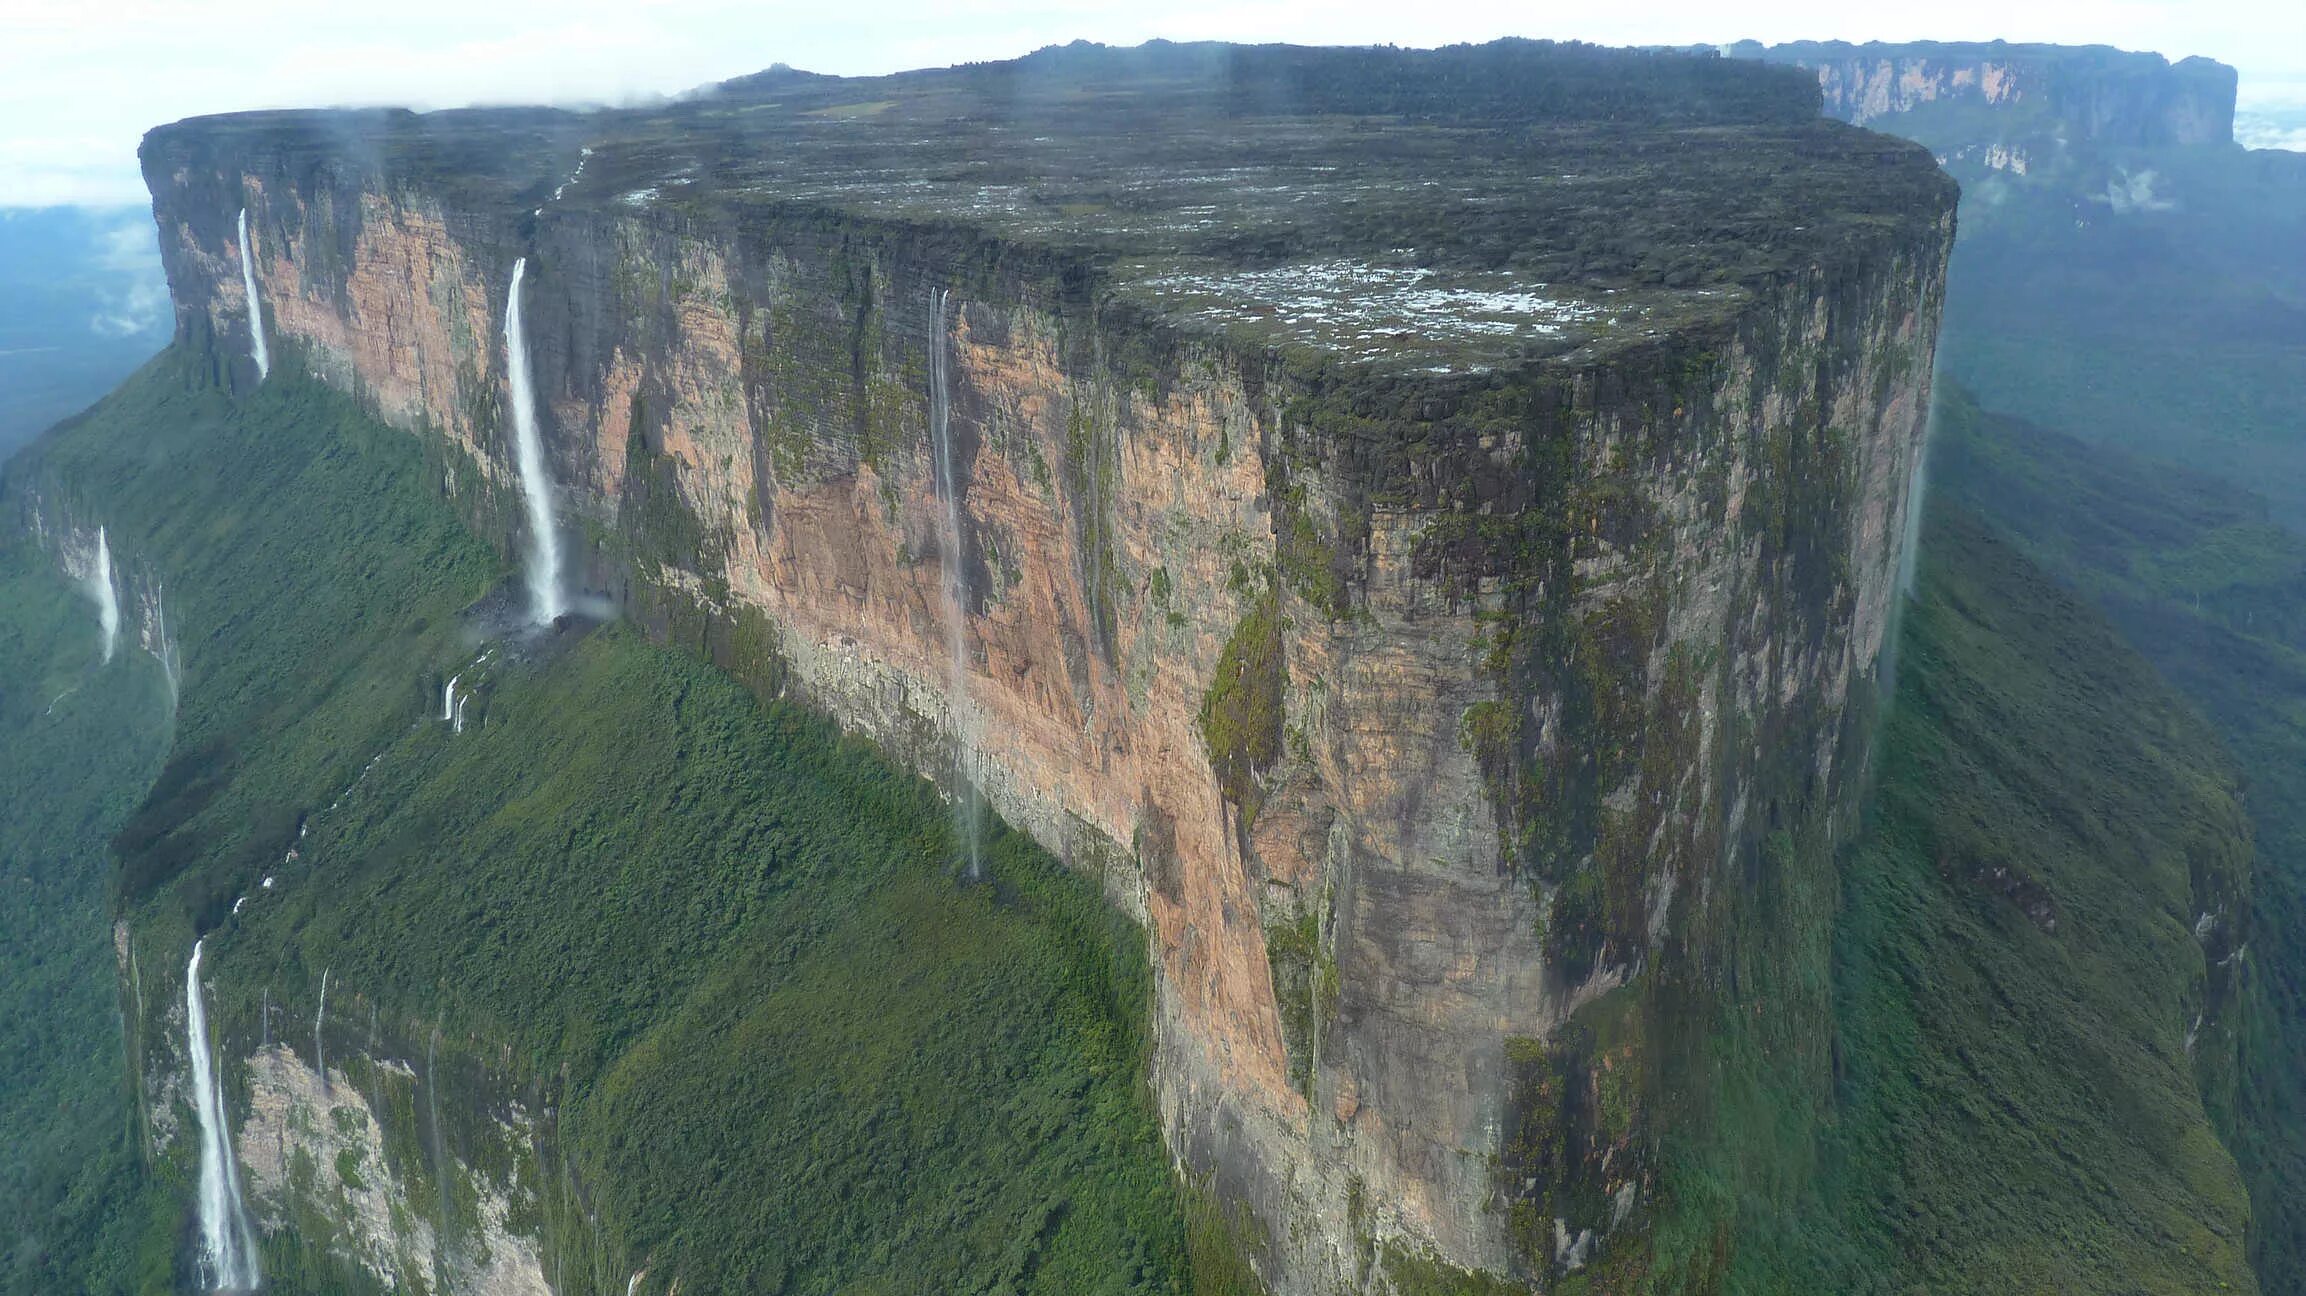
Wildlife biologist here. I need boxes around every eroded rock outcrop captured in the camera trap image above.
[138,41,1955,1291]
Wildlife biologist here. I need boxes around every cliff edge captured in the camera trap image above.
[135,40,1955,1291]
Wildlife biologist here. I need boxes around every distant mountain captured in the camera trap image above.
[1732,40,2236,148]
[1735,40,2306,522]
[0,206,170,461]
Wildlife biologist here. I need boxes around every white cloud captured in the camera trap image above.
[5,0,2306,207]
[2094,167,2179,213]
[89,278,169,338]
[93,216,159,273]
[2236,107,2306,151]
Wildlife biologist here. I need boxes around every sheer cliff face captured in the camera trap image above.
[1743,40,2238,150]
[142,45,1954,1291]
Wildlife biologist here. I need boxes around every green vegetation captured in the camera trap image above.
[1839,78,2306,1289]
[0,522,176,1295]
[3,347,1234,1295]
[1198,587,1286,833]
[1643,498,2254,1293]
[1263,907,1336,1102]
[1933,387,2306,1291]
[1267,464,1349,620]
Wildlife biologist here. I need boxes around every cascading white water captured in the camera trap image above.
[553,147,592,204]
[926,288,982,881]
[90,526,119,663]
[137,574,183,709]
[445,671,476,731]
[237,209,269,381]
[186,939,261,1292]
[313,968,329,1090]
[504,259,566,624]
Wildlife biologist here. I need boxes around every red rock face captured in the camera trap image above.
[150,161,1951,1289]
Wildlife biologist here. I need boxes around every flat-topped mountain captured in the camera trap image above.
[146,41,1948,376]
[72,38,1970,1294]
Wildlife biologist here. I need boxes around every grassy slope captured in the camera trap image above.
[1639,497,2253,1296]
[226,628,1196,1294]
[1935,388,2306,1290]
[8,348,1212,1295]
[1816,96,2306,1290]
[0,534,175,1294]
[1817,503,2251,1292]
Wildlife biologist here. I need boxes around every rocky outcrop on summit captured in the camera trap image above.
[140,40,1954,1292]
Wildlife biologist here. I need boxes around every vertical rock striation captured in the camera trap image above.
[1735,40,2238,150]
[137,41,1955,1291]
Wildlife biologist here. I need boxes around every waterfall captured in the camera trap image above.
[313,968,329,1090]
[504,259,566,624]
[90,526,119,663]
[926,288,982,881]
[1895,394,1934,601]
[186,939,262,1292]
[138,574,183,710]
[237,209,269,382]
[441,673,469,731]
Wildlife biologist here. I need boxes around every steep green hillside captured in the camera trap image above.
[1935,389,2306,1289]
[218,628,1199,1294]
[1633,497,2255,1295]
[1818,503,2251,1291]
[3,348,1215,1295]
[0,527,175,1294]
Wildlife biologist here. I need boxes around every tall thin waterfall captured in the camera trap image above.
[186,939,261,1292]
[442,674,468,732]
[313,969,329,1090]
[504,259,565,624]
[149,580,183,711]
[1895,387,1936,601]
[237,209,269,381]
[90,526,119,663]
[927,289,981,881]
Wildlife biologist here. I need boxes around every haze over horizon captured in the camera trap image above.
[3,0,2302,207]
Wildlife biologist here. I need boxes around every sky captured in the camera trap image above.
[3,0,2303,207]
